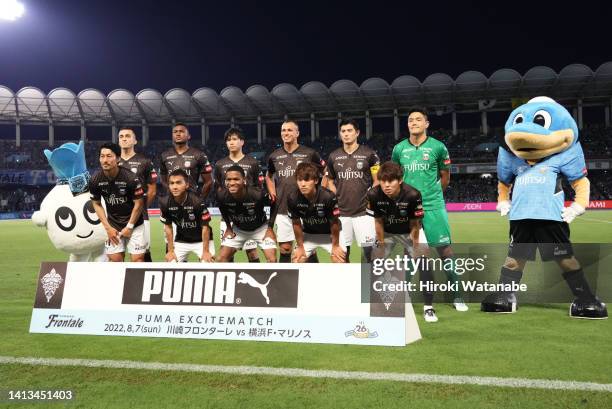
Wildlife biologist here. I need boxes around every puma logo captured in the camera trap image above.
[237,272,277,305]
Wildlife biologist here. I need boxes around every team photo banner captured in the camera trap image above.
[30,262,421,346]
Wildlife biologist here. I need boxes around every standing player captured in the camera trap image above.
[117,127,158,262]
[160,123,213,198]
[392,108,468,320]
[366,162,435,320]
[214,127,263,262]
[325,118,380,262]
[265,119,324,262]
[289,162,345,263]
[159,169,214,262]
[217,166,277,263]
[90,143,147,262]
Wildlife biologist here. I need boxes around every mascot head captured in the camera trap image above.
[504,96,578,161]
[31,141,107,254]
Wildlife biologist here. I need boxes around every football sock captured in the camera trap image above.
[345,246,351,263]
[248,258,260,263]
[307,253,319,263]
[562,268,596,300]
[500,266,523,286]
[279,253,291,263]
[420,265,434,306]
[441,256,462,299]
[144,250,152,262]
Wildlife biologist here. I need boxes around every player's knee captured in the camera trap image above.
[279,243,292,254]
[557,256,580,272]
[503,257,525,271]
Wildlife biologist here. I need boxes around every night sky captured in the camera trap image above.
[1,0,611,94]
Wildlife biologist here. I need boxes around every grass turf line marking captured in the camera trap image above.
[1,356,611,392]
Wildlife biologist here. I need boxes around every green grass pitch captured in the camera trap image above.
[1,211,611,408]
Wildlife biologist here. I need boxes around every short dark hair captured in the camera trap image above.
[339,118,360,131]
[377,161,403,182]
[407,108,428,120]
[173,122,189,130]
[118,126,137,135]
[282,118,299,131]
[295,162,319,181]
[225,164,245,178]
[168,168,189,183]
[224,127,245,141]
[99,142,121,158]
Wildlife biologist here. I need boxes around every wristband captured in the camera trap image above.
[126,223,135,229]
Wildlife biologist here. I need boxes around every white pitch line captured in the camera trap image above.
[1,356,611,392]
[579,217,612,224]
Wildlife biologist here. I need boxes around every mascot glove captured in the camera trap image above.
[496,200,511,217]
[561,202,585,224]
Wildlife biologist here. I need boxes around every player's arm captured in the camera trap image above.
[370,152,381,187]
[325,173,336,193]
[438,144,452,190]
[291,217,307,263]
[329,218,345,263]
[159,158,168,190]
[121,180,144,238]
[409,218,424,258]
[217,194,235,239]
[200,172,213,199]
[92,199,119,245]
[440,169,450,191]
[164,223,177,262]
[145,161,158,207]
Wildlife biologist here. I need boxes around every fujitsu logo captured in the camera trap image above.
[403,162,429,172]
[277,167,295,177]
[179,220,198,229]
[304,216,327,225]
[107,194,127,205]
[338,168,363,179]
[387,214,409,224]
[232,214,257,223]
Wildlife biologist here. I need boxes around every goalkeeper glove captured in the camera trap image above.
[561,202,585,224]
[496,200,511,217]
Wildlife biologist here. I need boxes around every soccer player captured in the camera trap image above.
[160,123,213,198]
[265,119,324,262]
[288,162,346,263]
[159,169,214,262]
[117,127,158,262]
[366,162,435,320]
[90,143,146,262]
[214,127,263,262]
[392,108,468,319]
[325,118,380,262]
[217,165,277,262]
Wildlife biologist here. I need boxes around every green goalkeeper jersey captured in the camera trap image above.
[391,136,451,210]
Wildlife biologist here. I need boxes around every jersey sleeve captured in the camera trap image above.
[213,162,224,190]
[391,144,400,164]
[366,189,384,218]
[89,176,101,202]
[199,199,212,224]
[159,154,168,176]
[287,197,299,220]
[130,177,144,201]
[159,198,172,225]
[327,193,340,219]
[326,155,337,180]
[252,161,263,187]
[199,152,213,174]
[497,147,517,185]
[409,190,425,219]
[267,155,276,175]
[560,143,588,182]
[437,142,451,171]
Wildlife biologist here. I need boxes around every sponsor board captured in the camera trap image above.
[30,262,421,346]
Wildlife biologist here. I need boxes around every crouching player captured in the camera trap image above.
[288,162,346,263]
[159,169,214,262]
[366,162,442,322]
[216,165,277,262]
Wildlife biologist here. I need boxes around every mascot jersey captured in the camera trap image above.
[498,144,587,222]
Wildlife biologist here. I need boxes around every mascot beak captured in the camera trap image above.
[505,123,574,160]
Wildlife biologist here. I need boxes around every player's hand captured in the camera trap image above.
[331,245,346,263]
[223,227,236,240]
[264,227,276,243]
[496,200,511,217]
[165,251,178,262]
[292,246,307,263]
[561,202,585,224]
[268,191,277,203]
[120,227,133,238]
[200,251,214,262]
[105,227,120,245]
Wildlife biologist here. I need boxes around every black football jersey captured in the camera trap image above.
[216,186,272,231]
[214,155,262,191]
[366,183,424,235]
[266,145,324,215]
[287,186,340,235]
[326,145,380,216]
[159,191,212,243]
[89,167,144,230]
[118,152,157,220]
[159,146,212,190]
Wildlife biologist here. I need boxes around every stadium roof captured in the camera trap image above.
[1,62,612,126]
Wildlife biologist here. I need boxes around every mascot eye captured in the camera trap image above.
[54,206,76,231]
[533,110,552,129]
[83,200,101,225]
[513,114,524,125]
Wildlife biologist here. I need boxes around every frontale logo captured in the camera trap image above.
[34,262,67,309]
[122,268,298,308]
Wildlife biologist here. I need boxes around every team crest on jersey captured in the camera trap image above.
[184,161,190,167]
[119,188,126,195]
[399,209,407,216]
[247,208,255,215]
[317,210,325,217]
[356,161,364,170]
[188,213,195,221]
[422,153,429,161]
[539,166,548,174]
[131,167,138,173]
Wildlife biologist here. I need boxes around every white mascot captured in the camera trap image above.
[32,141,107,261]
